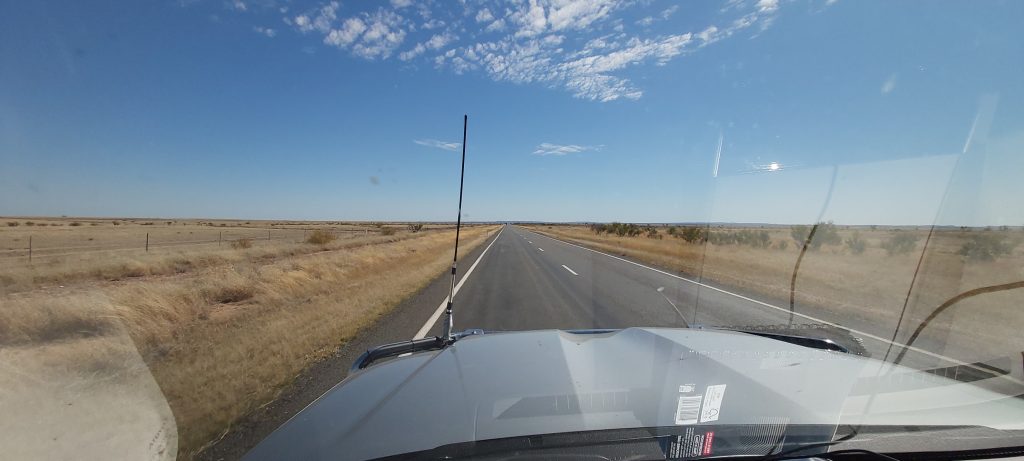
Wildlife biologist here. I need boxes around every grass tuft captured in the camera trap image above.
[305,230,336,245]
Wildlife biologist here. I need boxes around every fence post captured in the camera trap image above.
[268,229,271,241]
[146,233,149,252]
[219,231,222,246]
[28,235,32,263]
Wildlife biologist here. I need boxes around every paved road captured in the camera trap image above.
[421,225,982,372]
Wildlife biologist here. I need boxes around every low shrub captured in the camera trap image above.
[881,232,919,256]
[845,232,866,255]
[230,238,253,249]
[790,221,841,250]
[959,234,1018,261]
[306,230,336,245]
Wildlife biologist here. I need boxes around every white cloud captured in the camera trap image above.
[313,1,340,33]
[696,25,719,45]
[425,32,456,50]
[452,29,704,101]
[399,43,426,61]
[542,34,564,46]
[320,9,408,59]
[253,26,276,37]
[511,0,548,37]
[475,8,494,23]
[881,73,898,94]
[294,1,339,34]
[756,0,779,13]
[547,0,620,31]
[422,19,445,30]
[637,4,679,26]
[450,56,473,74]
[276,0,782,101]
[414,139,461,151]
[485,18,506,32]
[231,0,247,12]
[533,142,602,156]
[324,18,366,48]
[552,33,694,100]
[293,15,312,32]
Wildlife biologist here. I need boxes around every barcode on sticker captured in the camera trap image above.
[675,395,702,425]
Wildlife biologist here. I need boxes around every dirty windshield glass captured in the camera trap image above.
[2,1,1023,460]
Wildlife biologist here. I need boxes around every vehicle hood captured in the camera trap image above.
[244,327,1024,460]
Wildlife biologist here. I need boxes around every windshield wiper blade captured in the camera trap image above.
[351,329,485,372]
[350,336,445,373]
[698,325,851,354]
[736,330,850,353]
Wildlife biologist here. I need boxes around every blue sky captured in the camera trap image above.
[1,0,1022,225]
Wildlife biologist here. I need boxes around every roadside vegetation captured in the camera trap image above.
[0,219,497,458]
[958,233,1020,261]
[0,220,456,295]
[529,222,1024,364]
[305,229,336,245]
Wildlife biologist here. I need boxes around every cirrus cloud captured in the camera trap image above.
[255,0,811,101]
[533,142,602,156]
[414,139,461,152]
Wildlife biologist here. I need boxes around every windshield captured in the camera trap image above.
[2,1,1023,460]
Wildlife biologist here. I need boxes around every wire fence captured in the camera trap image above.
[0,227,384,264]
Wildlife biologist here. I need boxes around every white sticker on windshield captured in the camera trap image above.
[699,385,726,423]
[675,395,702,425]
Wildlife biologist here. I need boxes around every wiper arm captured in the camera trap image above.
[350,336,445,373]
[736,330,849,354]
[700,325,852,354]
[350,329,485,372]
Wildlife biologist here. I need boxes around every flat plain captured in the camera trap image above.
[0,217,498,458]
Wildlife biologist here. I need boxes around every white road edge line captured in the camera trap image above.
[657,287,686,322]
[561,265,578,276]
[523,228,995,372]
[413,226,505,339]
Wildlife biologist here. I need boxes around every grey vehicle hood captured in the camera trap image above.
[245,328,1024,460]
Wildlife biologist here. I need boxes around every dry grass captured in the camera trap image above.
[229,238,253,249]
[1,224,498,458]
[0,222,456,295]
[527,225,1024,362]
[305,229,336,245]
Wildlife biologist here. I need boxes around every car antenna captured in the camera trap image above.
[442,114,468,343]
